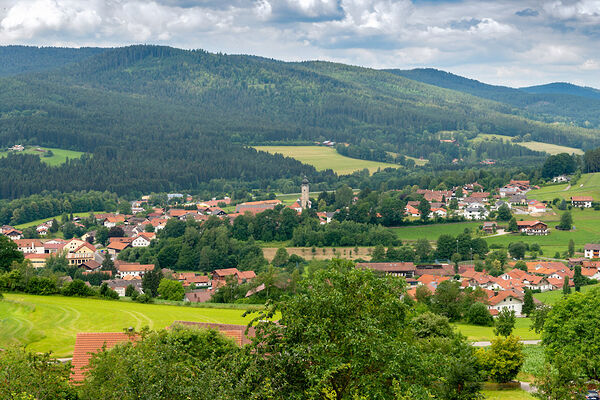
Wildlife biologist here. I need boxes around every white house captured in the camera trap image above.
[463,204,489,220]
[584,243,600,259]
[116,263,155,278]
[552,175,569,183]
[571,196,593,208]
[131,235,152,247]
[488,291,524,317]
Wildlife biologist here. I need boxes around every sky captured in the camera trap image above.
[1,0,600,88]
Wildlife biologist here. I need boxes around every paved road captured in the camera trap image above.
[471,339,541,347]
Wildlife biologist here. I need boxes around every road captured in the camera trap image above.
[471,339,541,347]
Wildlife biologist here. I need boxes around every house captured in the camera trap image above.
[507,194,528,205]
[176,272,211,288]
[235,200,282,213]
[463,204,489,220]
[552,175,570,183]
[3,228,23,240]
[211,268,256,287]
[81,260,101,272]
[517,221,548,235]
[67,242,97,265]
[36,224,49,236]
[103,279,143,296]
[184,289,214,303]
[494,200,511,210]
[64,238,86,252]
[131,234,152,247]
[405,205,420,217]
[13,239,44,254]
[103,215,126,228]
[416,190,453,203]
[71,332,138,382]
[24,253,52,268]
[488,290,524,317]
[43,239,66,254]
[527,201,547,214]
[571,196,593,208]
[356,262,417,278]
[482,222,497,234]
[116,262,155,278]
[584,243,600,259]
[430,208,447,218]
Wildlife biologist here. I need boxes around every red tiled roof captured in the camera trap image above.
[238,270,256,280]
[488,290,522,306]
[168,322,255,346]
[213,268,240,277]
[571,196,593,201]
[71,333,137,382]
[107,241,131,251]
[117,264,154,272]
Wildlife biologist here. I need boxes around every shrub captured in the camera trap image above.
[476,335,524,383]
[62,279,95,297]
[135,293,153,303]
[467,302,494,326]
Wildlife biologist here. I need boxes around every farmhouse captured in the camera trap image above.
[24,253,52,268]
[356,262,417,278]
[116,262,155,278]
[516,221,548,235]
[482,222,497,234]
[584,243,600,259]
[571,196,593,208]
[13,239,44,254]
[463,204,489,220]
[67,242,97,265]
[527,201,547,214]
[488,290,524,317]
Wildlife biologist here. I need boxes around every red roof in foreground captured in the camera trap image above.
[71,332,137,382]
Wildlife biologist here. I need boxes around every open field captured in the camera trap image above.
[483,389,535,399]
[392,222,482,242]
[263,246,373,261]
[0,294,262,357]
[529,172,600,202]
[534,283,600,305]
[14,211,105,229]
[253,145,400,175]
[473,134,583,155]
[486,208,600,256]
[453,318,539,341]
[0,146,85,166]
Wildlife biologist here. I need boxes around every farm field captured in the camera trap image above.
[14,211,105,229]
[453,318,539,341]
[528,172,600,202]
[534,283,600,305]
[263,246,373,261]
[392,221,481,242]
[253,145,400,175]
[485,208,600,256]
[0,146,85,166]
[0,294,263,357]
[473,134,583,155]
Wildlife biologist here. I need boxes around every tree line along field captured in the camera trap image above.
[0,146,85,166]
[472,133,584,155]
[0,293,259,357]
[253,145,400,175]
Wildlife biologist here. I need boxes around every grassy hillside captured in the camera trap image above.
[528,172,600,201]
[0,293,262,357]
[254,146,400,174]
[0,146,84,166]
[534,283,600,305]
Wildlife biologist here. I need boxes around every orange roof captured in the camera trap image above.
[107,241,131,251]
[117,264,154,272]
[71,333,137,382]
[571,196,593,201]
[213,268,240,277]
[13,239,43,247]
[24,253,52,259]
[488,290,522,306]
[73,242,96,253]
[239,270,256,280]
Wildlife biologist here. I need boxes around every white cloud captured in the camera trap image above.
[0,0,599,87]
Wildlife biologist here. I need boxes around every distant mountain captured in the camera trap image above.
[520,82,600,101]
[387,68,600,128]
[0,46,105,77]
[0,45,598,198]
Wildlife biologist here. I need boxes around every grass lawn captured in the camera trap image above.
[485,208,600,256]
[529,172,600,202]
[0,294,267,357]
[483,389,535,399]
[253,145,400,175]
[534,283,600,305]
[0,146,85,166]
[472,134,583,155]
[453,318,539,341]
[392,221,481,242]
[14,211,105,229]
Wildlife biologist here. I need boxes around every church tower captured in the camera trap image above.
[301,176,309,209]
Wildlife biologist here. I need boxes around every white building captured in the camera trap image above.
[584,244,600,259]
[488,291,524,317]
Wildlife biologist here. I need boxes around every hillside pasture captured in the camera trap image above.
[253,145,400,175]
[263,246,373,261]
[14,211,105,229]
[472,133,583,155]
[0,146,85,166]
[0,294,262,357]
[534,283,600,305]
[528,172,600,202]
[392,221,481,242]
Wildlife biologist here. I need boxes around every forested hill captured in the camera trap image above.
[0,45,599,198]
[520,82,600,100]
[0,46,105,77]
[388,68,600,128]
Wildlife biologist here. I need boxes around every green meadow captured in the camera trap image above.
[473,133,583,155]
[453,318,539,341]
[0,146,85,166]
[0,294,263,357]
[14,212,105,229]
[528,172,600,202]
[253,145,400,175]
[533,283,600,305]
[392,221,482,242]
